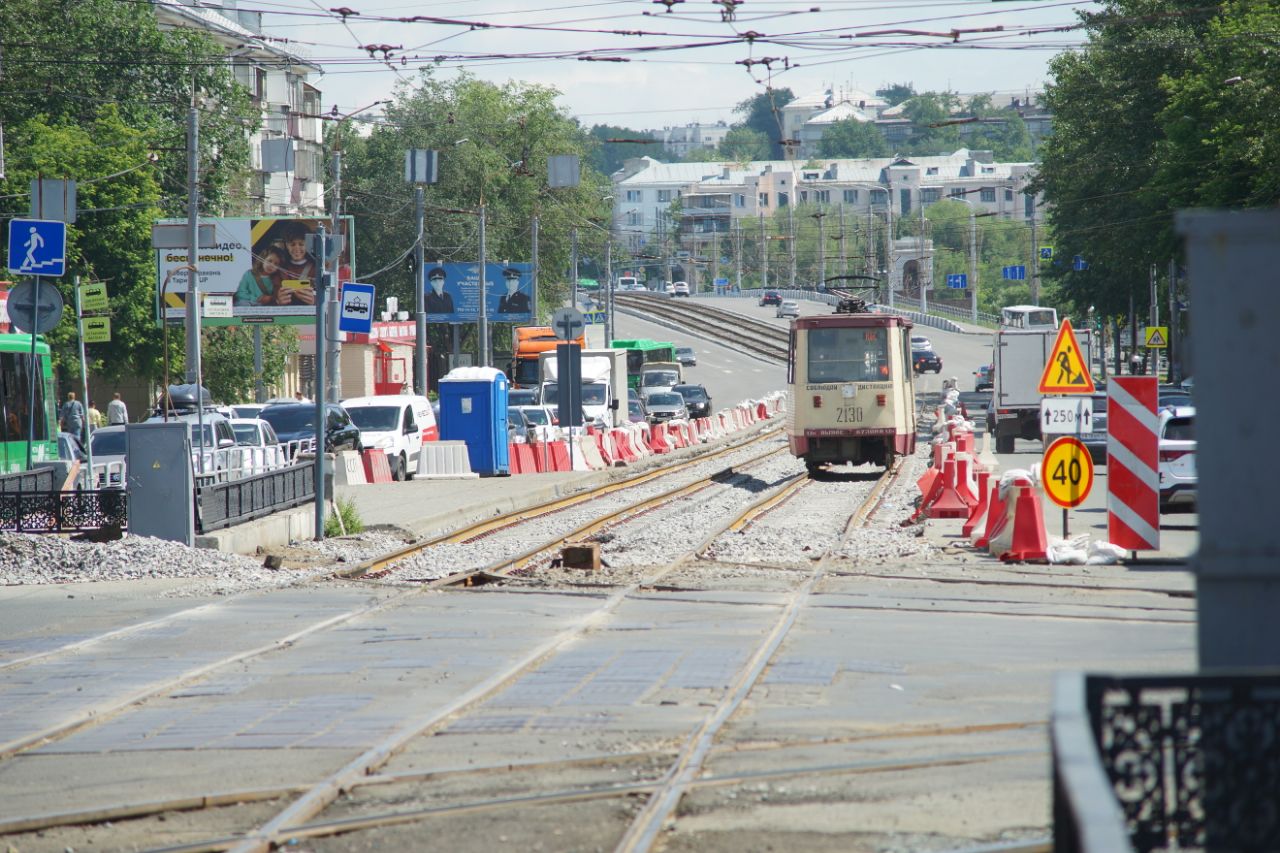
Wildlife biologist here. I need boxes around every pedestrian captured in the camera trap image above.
[1129,351,1143,375]
[59,391,85,439]
[107,392,129,425]
[86,400,105,432]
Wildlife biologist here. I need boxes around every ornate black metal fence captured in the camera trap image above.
[0,489,128,533]
[195,463,314,533]
[1053,671,1280,852]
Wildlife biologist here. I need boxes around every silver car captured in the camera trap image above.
[776,300,800,319]
[643,391,688,424]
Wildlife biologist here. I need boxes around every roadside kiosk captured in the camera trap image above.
[438,367,509,476]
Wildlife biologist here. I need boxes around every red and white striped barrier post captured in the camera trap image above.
[1107,376,1160,552]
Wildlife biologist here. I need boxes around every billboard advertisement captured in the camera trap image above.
[425,262,533,324]
[156,216,355,326]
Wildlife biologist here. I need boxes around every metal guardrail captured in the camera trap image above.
[1052,671,1280,852]
[195,462,315,533]
[0,488,128,533]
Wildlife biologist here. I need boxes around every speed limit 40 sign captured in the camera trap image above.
[1042,436,1095,509]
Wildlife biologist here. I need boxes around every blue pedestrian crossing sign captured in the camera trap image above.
[1039,246,1054,260]
[1001,265,1026,281]
[945,273,968,289]
[8,219,67,277]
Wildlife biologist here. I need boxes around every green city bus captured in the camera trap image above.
[0,334,58,471]
[611,339,676,390]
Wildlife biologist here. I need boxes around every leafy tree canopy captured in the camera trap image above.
[876,83,916,106]
[734,89,795,159]
[0,0,256,389]
[816,118,890,159]
[585,125,662,177]
[719,127,770,162]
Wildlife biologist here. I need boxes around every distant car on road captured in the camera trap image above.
[671,384,712,418]
[911,335,932,351]
[759,290,782,306]
[912,348,943,374]
[1159,406,1196,510]
[675,346,697,367]
[259,403,362,456]
[776,300,800,319]
[627,398,648,424]
[1079,392,1109,464]
[672,281,690,297]
[974,364,993,392]
[643,391,688,424]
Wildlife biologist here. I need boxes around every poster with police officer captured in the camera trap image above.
[424,262,533,323]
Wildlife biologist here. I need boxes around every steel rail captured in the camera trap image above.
[615,458,908,852]
[613,293,788,362]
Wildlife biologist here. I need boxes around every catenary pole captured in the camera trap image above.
[478,204,489,367]
[413,186,426,395]
[313,225,328,539]
[187,106,205,472]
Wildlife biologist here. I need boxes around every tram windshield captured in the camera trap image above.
[807,327,890,382]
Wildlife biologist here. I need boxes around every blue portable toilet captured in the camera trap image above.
[438,367,509,476]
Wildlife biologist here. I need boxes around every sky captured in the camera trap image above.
[250,0,1102,129]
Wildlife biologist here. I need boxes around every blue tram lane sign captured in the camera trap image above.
[8,219,67,277]
[338,282,375,335]
[945,273,968,289]
[1001,265,1027,281]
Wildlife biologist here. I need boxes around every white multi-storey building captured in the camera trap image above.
[660,122,732,158]
[154,0,326,216]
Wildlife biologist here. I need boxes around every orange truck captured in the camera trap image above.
[510,325,585,389]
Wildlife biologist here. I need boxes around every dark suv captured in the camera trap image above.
[672,383,712,418]
[912,349,942,374]
[759,290,782,306]
[260,403,362,455]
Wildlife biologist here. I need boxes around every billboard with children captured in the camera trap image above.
[425,262,533,324]
[155,216,356,326]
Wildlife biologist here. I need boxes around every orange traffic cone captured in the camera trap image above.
[998,485,1049,562]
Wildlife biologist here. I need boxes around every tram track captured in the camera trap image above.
[613,293,789,362]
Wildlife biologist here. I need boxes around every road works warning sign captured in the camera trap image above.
[1038,319,1096,394]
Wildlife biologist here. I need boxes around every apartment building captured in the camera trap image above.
[661,122,732,158]
[153,0,326,216]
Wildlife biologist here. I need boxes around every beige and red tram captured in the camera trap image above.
[786,313,917,470]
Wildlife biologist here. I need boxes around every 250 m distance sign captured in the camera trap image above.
[1041,436,1095,509]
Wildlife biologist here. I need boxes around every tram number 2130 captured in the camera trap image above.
[834,406,864,424]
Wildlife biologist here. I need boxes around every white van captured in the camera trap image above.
[341,395,438,481]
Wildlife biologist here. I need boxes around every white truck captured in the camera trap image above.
[538,348,629,429]
[986,327,1094,454]
[639,361,684,396]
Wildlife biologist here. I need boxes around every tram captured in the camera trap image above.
[786,313,917,471]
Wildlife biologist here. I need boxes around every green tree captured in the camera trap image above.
[585,124,662,176]
[719,127,770,161]
[339,71,609,331]
[816,118,890,158]
[201,327,298,403]
[734,89,796,159]
[0,0,255,389]
[1153,2,1280,210]
[900,93,964,155]
[1035,0,1212,320]
[876,83,916,107]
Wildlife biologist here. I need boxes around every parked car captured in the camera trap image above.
[1158,386,1193,411]
[627,398,648,424]
[230,404,267,420]
[229,418,288,474]
[912,348,943,374]
[508,388,540,407]
[144,412,239,477]
[259,403,362,456]
[776,300,800,319]
[643,391,688,424]
[507,407,534,443]
[1159,406,1196,510]
[342,395,438,481]
[671,383,712,418]
[88,425,128,487]
[58,431,85,463]
[974,364,994,392]
[759,289,782,306]
[672,281,690,297]
[513,405,558,442]
[675,346,697,367]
